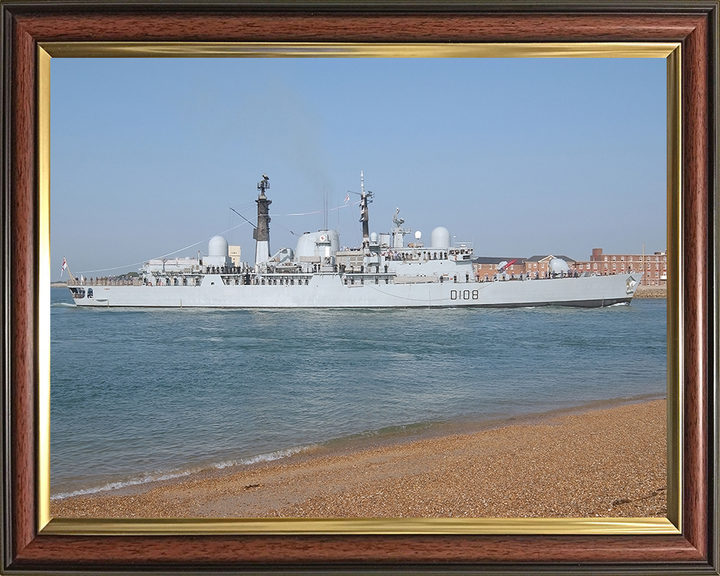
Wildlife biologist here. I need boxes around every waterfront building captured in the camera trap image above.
[473,255,577,281]
[473,256,526,281]
[524,255,577,278]
[574,248,666,286]
[473,248,666,286]
[229,245,242,267]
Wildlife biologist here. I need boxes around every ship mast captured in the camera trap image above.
[254,174,272,265]
[359,170,374,249]
[391,208,411,248]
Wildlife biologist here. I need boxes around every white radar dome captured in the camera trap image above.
[549,258,570,275]
[208,236,229,257]
[430,227,451,249]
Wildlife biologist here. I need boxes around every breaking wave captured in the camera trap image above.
[213,446,309,469]
[51,469,197,500]
[51,445,312,501]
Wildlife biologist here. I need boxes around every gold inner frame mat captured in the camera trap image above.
[37,41,681,536]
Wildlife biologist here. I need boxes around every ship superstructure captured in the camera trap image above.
[67,174,641,308]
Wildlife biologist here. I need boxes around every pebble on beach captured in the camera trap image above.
[51,399,667,519]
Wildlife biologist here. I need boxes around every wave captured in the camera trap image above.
[51,445,313,501]
[51,469,197,500]
[213,445,310,469]
[51,302,76,308]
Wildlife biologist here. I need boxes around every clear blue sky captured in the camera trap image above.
[51,57,666,278]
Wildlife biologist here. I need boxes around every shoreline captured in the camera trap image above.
[634,284,667,298]
[52,398,667,519]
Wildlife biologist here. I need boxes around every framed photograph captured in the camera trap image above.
[1,2,717,574]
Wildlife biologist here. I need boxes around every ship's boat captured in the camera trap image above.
[67,173,642,308]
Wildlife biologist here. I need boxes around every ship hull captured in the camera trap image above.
[69,273,640,308]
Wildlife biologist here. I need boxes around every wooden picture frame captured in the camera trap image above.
[1,1,717,573]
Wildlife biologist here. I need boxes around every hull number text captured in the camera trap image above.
[450,289,479,301]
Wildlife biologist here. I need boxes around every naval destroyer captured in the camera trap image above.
[67,174,641,308]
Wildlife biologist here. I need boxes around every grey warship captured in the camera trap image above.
[68,173,641,308]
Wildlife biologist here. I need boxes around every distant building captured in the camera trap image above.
[524,254,577,278]
[473,255,578,281]
[229,245,242,267]
[574,248,666,286]
[473,248,667,286]
[473,256,525,281]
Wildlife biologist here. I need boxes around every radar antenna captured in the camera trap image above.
[346,171,374,249]
[390,207,411,249]
[257,173,270,198]
[358,170,374,249]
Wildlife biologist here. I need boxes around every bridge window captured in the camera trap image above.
[70,287,86,299]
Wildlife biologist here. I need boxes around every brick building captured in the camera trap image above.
[474,248,665,286]
[524,254,577,278]
[474,257,525,281]
[473,255,577,281]
[573,248,666,286]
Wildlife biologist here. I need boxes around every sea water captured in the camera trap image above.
[50,287,667,498]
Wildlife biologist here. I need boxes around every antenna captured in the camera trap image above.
[230,207,256,229]
[257,173,270,197]
[358,170,374,249]
[346,171,374,249]
[323,187,328,231]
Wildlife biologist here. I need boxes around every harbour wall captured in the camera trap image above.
[634,284,667,298]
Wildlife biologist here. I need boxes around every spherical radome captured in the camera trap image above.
[549,258,569,275]
[430,227,451,249]
[208,236,229,257]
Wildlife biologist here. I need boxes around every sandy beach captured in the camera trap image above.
[51,399,666,519]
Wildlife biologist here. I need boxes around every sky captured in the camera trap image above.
[50,57,666,278]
